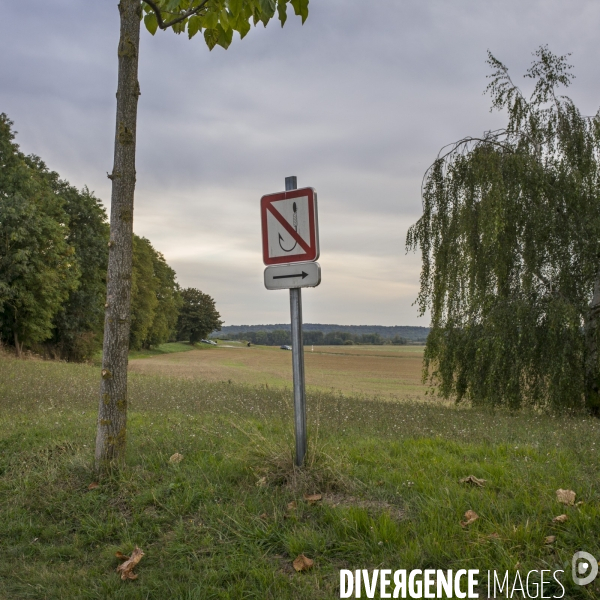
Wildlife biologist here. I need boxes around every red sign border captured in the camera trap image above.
[261,187,319,265]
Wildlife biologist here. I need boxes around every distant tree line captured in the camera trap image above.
[0,114,221,360]
[218,323,429,342]
[224,329,408,346]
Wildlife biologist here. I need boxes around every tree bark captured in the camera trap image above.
[95,0,141,471]
[584,268,600,416]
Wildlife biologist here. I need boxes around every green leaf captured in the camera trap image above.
[277,0,287,26]
[219,9,231,30]
[216,23,233,49]
[188,15,202,38]
[259,0,276,19]
[166,0,181,11]
[144,13,159,35]
[202,10,218,29]
[234,13,251,38]
[204,27,220,50]
[290,0,308,23]
[228,0,243,15]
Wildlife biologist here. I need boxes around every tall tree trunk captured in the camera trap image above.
[95,0,141,471]
[13,330,22,358]
[584,268,600,416]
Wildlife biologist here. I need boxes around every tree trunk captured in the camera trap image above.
[95,0,141,471]
[584,268,600,416]
[14,330,22,358]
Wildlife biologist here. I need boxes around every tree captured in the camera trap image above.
[50,184,109,361]
[96,0,310,470]
[406,47,600,414]
[177,287,223,343]
[0,115,80,356]
[129,235,181,350]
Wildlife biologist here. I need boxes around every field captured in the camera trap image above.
[128,343,428,400]
[1,349,599,599]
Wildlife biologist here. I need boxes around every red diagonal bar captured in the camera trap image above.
[266,203,312,254]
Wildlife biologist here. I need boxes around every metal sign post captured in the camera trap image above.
[286,176,307,467]
[260,176,320,467]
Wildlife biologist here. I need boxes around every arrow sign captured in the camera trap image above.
[264,262,321,290]
[273,271,309,280]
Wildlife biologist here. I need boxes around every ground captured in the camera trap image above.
[128,342,427,400]
[0,346,599,599]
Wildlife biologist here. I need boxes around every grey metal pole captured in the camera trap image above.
[285,175,307,467]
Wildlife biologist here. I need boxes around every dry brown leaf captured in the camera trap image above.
[259,512,268,519]
[88,482,99,490]
[460,510,479,527]
[303,494,322,505]
[115,551,129,561]
[552,514,568,524]
[287,501,297,510]
[292,554,314,572]
[256,476,267,487]
[116,547,144,580]
[169,453,183,464]
[459,475,486,487]
[544,535,556,545]
[556,489,576,505]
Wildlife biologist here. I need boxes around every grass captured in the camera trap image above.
[0,354,599,599]
[129,343,427,400]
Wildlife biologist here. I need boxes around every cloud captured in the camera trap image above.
[2,0,600,326]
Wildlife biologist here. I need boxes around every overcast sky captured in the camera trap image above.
[3,1,600,327]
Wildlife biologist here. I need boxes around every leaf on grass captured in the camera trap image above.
[556,489,576,505]
[169,453,183,464]
[88,482,99,490]
[292,554,314,572]
[552,514,568,523]
[303,493,322,505]
[459,475,486,487]
[287,501,297,510]
[256,476,267,487]
[116,547,144,580]
[487,532,500,539]
[115,551,129,561]
[544,535,556,545]
[460,510,479,527]
[259,512,268,519]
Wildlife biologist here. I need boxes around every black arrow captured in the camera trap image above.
[273,271,308,280]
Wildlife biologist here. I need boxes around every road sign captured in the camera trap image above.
[264,262,321,290]
[261,187,319,265]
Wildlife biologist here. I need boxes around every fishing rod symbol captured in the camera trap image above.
[278,201,298,252]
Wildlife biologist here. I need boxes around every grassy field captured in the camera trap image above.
[129,342,428,400]
[1,353,599,599]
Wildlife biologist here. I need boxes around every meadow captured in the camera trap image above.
[0,347,599,599]
[128,342,428,400]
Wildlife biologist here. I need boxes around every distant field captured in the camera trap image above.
[128,343,427,400]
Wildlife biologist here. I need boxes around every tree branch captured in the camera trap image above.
[143,0,211,30]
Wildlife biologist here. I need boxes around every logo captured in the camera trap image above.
[572,551,598,586]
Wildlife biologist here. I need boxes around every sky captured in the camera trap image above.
[2,1,600,327]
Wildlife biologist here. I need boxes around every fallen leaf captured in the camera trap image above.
[292,554,314,572]
[88,482,99,490]
[115,551,129,561]
[544,535,556,545]
[552,514,568,524]
[256,476,267,487]
[556,489,576,506]
[460,510,479,527]
[259,512,268,519]
[169,453,183,464]
[116,547,144,580]
[459,475,486,487]
[487,532,500,539]
[287,501,297,510]
[576,501,584,507]
[304,494,322,505]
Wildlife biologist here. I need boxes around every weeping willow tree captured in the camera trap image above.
[406,47,600,414]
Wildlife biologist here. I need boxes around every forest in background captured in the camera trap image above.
[0,114,221,360]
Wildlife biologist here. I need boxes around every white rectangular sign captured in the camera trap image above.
[264,262,321,290]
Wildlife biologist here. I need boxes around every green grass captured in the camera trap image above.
[127,341,199,360]
[0,354,599,599]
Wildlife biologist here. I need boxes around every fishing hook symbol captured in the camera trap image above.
[278,201,298,252]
